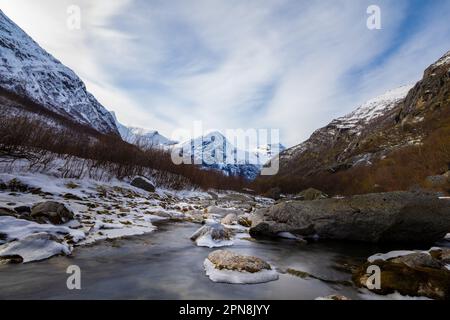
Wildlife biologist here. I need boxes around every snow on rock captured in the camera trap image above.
[190,224,234,248]
[367,250,424,263]
[0,232,71,263]
[203,258,279,284]
[0,10,118,134]
[359,289,432,300]
[0,216,85,243]
[79,222,156,246]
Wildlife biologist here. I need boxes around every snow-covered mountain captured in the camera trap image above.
[0,10,118,135]
[111,112,177,148]
[173,131,284,180]
[251,143,286,166]
[330,85,413,133]
[281,85,413,163]
[271,50,450,192]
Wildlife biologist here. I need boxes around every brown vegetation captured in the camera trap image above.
[0,113,247,191]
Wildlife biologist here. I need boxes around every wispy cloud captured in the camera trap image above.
[2,0,450,146]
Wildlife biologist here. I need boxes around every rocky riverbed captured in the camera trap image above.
[0,172,449,300]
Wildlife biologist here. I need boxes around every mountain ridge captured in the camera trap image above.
[0,10,118,135]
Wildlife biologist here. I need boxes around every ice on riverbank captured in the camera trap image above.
[0,216,85,263]
[0,232,71,263]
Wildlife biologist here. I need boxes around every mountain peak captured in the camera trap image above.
[432,50,450,68]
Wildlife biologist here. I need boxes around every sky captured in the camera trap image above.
[2,0,450,147]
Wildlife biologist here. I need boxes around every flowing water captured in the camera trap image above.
[0,221,435,300]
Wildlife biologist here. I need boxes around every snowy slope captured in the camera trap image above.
[331,85,413,132]
[282,85,413,160]
[111,112,177,148]
[0,10,118,134]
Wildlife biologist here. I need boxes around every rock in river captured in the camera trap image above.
[204,250,279,284]
[190,224,234,248]
[353,248,450,300]
[250,192,450,243]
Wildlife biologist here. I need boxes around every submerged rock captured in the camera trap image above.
[130,176,155,193]
[250,192,450,243]
[31,201,74,225]
[353,249,450,300]
[204,250,279,284]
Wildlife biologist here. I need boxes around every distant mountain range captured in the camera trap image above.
[172,131,285,180]
[111,112,177,148]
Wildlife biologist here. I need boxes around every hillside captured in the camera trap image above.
[256,51,450,195]
[0,10,118,135]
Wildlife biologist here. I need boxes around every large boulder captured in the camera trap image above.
[31,202,74,225]
[130,176,155,193]
[250,192,450,243]
[353,249,450,300]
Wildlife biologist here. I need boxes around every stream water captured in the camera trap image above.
[0,221,436,300]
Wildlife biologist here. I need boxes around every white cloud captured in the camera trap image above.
[2,0,449,147]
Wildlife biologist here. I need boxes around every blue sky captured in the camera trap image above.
[2,0,450,146]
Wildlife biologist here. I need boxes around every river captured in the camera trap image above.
[0,220,435,300]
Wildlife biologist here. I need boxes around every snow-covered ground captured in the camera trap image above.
[0,155,270,263]
[0,169,214,262]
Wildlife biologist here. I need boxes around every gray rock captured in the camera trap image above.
[220,193,254,203]
[190,224,233,242]
[391,253,443,269]
[14,206,31,215]
[130,176,155,193]
[221,213,238,225]
[31,202,74,225]
[250,192,450,243]
[0,207,16,217]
